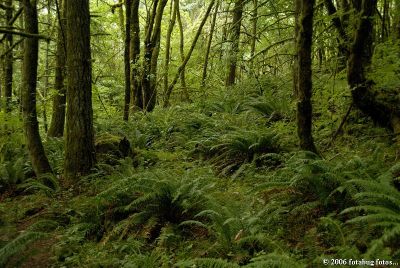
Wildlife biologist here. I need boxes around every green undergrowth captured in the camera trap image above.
[1,76,400,267]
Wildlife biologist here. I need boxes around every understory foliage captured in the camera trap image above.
[1,72,400,267]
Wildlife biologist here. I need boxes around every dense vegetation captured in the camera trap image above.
[1,0,400,267]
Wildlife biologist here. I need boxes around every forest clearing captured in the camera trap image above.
[1,0,400,267]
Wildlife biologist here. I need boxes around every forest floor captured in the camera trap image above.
[1,81,400,267]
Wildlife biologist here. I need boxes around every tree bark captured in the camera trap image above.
[48,0,66,137]
[175,1,190,102]
[4,0,13,112]
[163,0,215,107]
[394,0,400,39]
[22,0,52,176]
[64,0,95,180]
[347,1,392,125]
[225,0,244,87]
[293,0,300,97]
[324,0,349,70]
[163,0,177,100]
[296,0,318,153]
[123,0,132,121]
[140,0,168,112]
[130,0,141,110]
[201,0,219,87]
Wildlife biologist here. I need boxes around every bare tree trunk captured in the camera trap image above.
[131,0,141,110]
[140,0,168,112]
[163,0,177,99]
[201,0,219,87]
[48,0,66,137]
[163,0,215,107]
[293,0,300,97]
[64,0,95,180]
[41,0,53,133]
[123,0,132,121]
[4,0,13,112]
[22,0,52,176]
[249,0,258,75]
[175,0,190,102]
[324,0,349,70]
[394,0,400,39]
[296,0,318,153]
[225,0,244,87]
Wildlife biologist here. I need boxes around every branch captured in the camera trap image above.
[8,7,23,26]
[163,0,216,107]
[0,29,50,41]
[0,38,24,58]
[249,37,294,61]
[0,3,12,10]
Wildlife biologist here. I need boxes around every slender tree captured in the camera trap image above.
[131,0,141,110]
[139,0,168,111]
[163,0,177,101]
[64,0,95,180]
[163,0,215,107]
[4,0,13,112]
[123,0,132,121]
[324,0,349,70]
[225,0,245,87]
[21,0,52,176]
[175,0,190,102]
[296,0,318,153]
[201,0,219,87]
[48,0,66,137]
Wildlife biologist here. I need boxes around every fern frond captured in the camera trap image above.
[0,231,47,266]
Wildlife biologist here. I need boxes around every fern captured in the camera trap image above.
[340,168,400,257]
[244,252,305,268]
[0,231,47,267]
[177,257,239,268]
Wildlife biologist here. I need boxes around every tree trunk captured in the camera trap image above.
[131,0,141,110]
[225,0,244,87]
[293,0,300,97]
[123,0,132,121]
[249,0,258,75]
[41,0,52,133]
[64,0,95,180]
[163,0,215,107]
[48,0,66,137]
[347,0,376,87]
[394,0,400,39]
[4,0,13,112]
[175,1,190,102]
[201,0,219,87]
[163,0,177,99]
[347,1,392,125]
[324,0,349,70]
[22,0,52,176]
[140,0,168,112]
[296,0,318,153]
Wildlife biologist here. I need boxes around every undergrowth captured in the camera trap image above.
[1,75,399,267]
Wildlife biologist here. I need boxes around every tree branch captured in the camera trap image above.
[0,29,50,40]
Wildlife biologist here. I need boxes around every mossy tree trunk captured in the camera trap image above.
[201,0,219,87]
[225,0,244,87]
[139,0,167,112]
[123,0,132,121]
[163,0,177,101]
[324,0,349,70]
[131,0,141,110]
[64,0,95,180]
[296,0,318,154]
[48,0,66,137]
[22,0,52,176]
[175,0,189,102]
[4,0,13,112]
